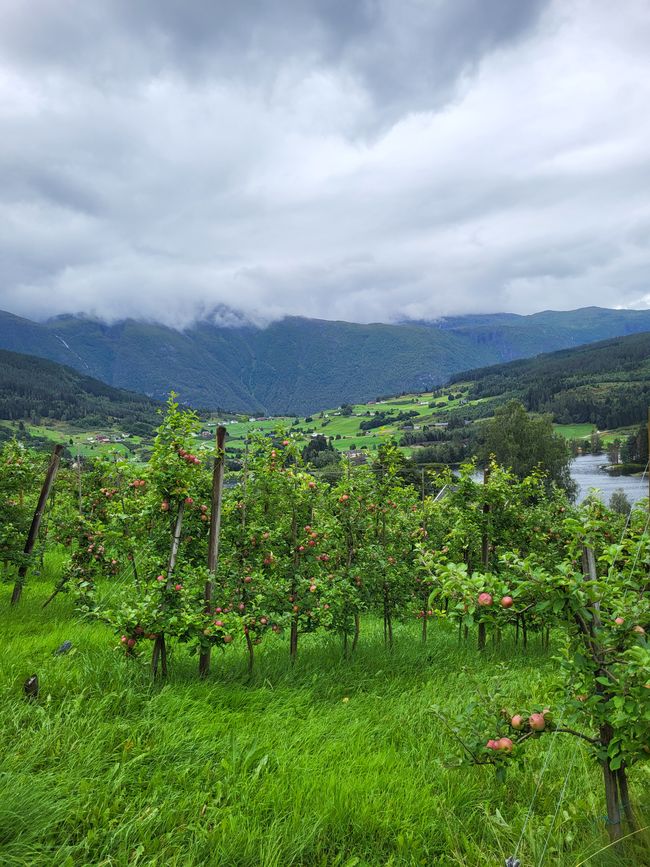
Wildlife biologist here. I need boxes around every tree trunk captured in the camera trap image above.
[244,628,254,676]
[616,765,637,829]
[290,619,298,663]
[352,613,360,653]
[602,759,622,843]
[152,633,168,678]
[152,502,185,678]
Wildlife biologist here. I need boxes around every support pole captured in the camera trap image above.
[199,426,227,677]
[11,443,64,605]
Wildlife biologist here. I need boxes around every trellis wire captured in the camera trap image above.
[513,704,569,861]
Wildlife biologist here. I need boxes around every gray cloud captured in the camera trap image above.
[1,0,649,328]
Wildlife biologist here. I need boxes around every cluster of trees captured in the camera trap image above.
[359,409,419,431]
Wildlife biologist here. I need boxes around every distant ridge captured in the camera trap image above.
[2,306,650,414]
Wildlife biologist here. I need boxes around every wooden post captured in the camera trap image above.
[582,544,625,842]
[199,427,227,677]
[478,467,490,650]
[11,444,64,605]
[152,501,185,678]
[76,452,83,515]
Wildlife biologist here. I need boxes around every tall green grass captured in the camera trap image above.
[1,557,648,865]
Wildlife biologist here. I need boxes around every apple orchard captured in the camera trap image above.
[3,396,649,848]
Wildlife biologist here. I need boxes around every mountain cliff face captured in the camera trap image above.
[2,307,650,414]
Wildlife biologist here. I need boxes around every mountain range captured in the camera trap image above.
[2,306,650,414]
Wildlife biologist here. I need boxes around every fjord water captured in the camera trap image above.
[572,453,647,504]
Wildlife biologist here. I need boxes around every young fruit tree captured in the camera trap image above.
[434,501,650,846]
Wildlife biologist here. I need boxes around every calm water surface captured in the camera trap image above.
[571,454,647,505]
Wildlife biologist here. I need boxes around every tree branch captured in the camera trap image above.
[553,727,600,745]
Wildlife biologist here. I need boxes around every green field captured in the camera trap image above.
[1,556,646,866]
[202,387,486,458]
[554,424,595,440]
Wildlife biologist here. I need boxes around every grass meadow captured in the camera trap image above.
[1,554,648,866]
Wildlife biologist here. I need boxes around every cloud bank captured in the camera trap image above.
[1,0,649,328]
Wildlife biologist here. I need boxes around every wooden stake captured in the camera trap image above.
[199,427,227,677]
[76,451,83,515]
[478,466,490,650]
[11,444,64,605]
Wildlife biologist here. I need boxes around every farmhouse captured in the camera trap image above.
[344,450,368,465]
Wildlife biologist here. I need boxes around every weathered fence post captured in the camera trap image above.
[11,443,64,605]
[199,426,227,677]
[478,467,490,650]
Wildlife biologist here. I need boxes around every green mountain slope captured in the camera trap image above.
[0,349,163,433]
[2,307,650,414]
[450,331,650,429]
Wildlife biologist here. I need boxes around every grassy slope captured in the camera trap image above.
[1,557,647,866]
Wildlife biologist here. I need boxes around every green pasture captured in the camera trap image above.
[554,424,595,440]
[1,555,647,866]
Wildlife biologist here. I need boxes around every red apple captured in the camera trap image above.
[500,596,514,608]
[510,714,524,730]
[497,737,513,752]
[478,592,493,607]
[614,616,625,625]
[529,713,546,731]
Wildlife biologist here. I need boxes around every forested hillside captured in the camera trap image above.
[0,349,162,434]
[451,331,650,429]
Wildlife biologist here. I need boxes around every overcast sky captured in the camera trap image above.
[1,0,649,328]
